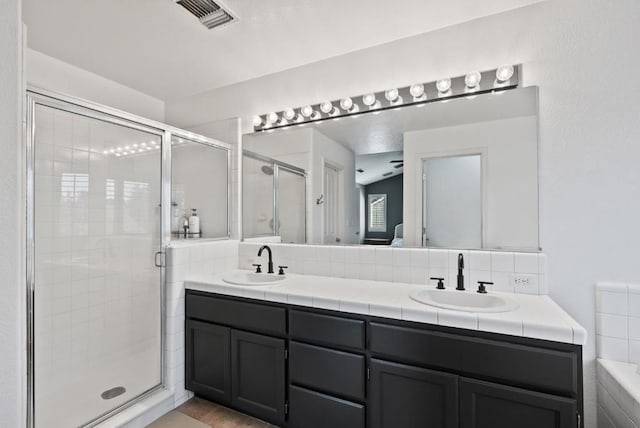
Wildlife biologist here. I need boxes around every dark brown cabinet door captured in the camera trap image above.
[460,378,578,428]
[368,359,459,428]
[231,329,286,425]
[185,320,231,404]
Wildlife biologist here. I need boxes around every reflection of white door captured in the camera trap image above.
[423,154,482,248]
[323,163,340,244]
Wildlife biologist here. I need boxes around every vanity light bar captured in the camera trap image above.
[252,65,520,132]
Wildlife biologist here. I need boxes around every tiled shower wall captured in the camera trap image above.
[165,240,239,406]
[238,243,548,295]
[596,282,640,364]
[595,282,640,428]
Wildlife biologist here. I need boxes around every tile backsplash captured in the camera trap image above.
[238,243,548,295]
[596,282,640,364]
[165,239,239,406]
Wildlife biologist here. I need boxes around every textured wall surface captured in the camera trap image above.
[26,49,165,122]
[0,0,23,426]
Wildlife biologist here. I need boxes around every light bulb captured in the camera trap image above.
[385,88,399,102]
[465,71,482,88]
[283,109,296,120]
[496,65,514,82]
[409,83,424,98]
[320,101,333,114]
[115,153,121,157]
[340,97,353,111]
[436,78,452,93]
[310,111,321,120]
[109,149,115,153]
[301,105,313,117]
[116,147,122,152]
[125,146,130,150]
[141,142,147,147]
[362,93,376,106]
[138,149,144,153]
[252,116,262,126]
[267,112,279,123]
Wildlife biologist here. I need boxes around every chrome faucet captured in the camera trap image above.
[257,245,274,274]
[457,253,465,291]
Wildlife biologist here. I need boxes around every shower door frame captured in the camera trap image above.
[242,150,307,243]
[25,87,173,428]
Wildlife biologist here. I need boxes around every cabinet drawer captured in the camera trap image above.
[186,292,286,336]
[290,341,365,402]
[289,385,365,428]
[369,323,578,396]
[289,310,365,349]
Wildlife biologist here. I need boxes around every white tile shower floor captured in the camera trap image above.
[35,342,161,428]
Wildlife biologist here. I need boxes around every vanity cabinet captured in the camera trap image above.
[459,378,577,428]
[185,320,231,403]
[185,293,287,425]
[368,359,458,428]
[185,290,583,428]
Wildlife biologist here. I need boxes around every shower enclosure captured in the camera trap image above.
[26,89,231,427]
[242,151,306,244]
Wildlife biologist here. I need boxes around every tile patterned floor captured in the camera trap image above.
[176,396,276,428]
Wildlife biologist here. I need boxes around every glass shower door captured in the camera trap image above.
[277,167,306,244]
[32,102,163,427]
[243,155,275,238]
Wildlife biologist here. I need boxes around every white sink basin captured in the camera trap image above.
[409,289,519,313]
[222,271,287,286]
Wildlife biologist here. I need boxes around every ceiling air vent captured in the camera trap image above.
[176,0,237,30]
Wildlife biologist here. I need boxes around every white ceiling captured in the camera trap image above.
[23,0,542,100]
[356,151,404,186]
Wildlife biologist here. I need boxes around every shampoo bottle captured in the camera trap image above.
[189,208,200,235]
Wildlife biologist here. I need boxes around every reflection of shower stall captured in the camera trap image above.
[242,151,306,244]
[26,88,231,428]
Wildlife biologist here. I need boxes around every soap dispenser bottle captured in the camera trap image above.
[188,208,200,235]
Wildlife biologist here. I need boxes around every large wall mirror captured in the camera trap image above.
[242,86,539,251]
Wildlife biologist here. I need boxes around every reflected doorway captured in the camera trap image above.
[422,154,482,248]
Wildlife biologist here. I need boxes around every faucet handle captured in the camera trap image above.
[430,277,445,290]
[252,264,262,273]
[278,266,288,275]
[477,281,493,294]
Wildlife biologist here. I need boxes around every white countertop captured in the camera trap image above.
[185,270,587,345]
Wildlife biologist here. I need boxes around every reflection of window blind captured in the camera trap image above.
[369,195,386,232]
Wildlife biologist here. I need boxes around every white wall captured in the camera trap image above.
[404,116,539,250]
[164,3,640,424]
[26,49,164,122]
[0,1,23,426]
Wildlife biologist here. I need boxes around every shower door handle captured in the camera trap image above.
[154,251,165,268]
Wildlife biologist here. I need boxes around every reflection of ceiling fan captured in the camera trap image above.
[390,159,404,169]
